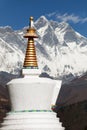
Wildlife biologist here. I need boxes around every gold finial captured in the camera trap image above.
[30,16,34,21]
[24,17,38,38]
[23,17,38,69]
[30,16,34,28]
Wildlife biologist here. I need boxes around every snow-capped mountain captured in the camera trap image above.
[0,16,87,81]
[35,16,87,79]
[0,26,24,74]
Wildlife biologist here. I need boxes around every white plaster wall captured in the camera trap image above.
[7,77,62,111]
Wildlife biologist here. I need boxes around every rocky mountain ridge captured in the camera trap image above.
[0,16,87,82]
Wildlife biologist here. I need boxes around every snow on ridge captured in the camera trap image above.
[0,16,87,81]
[55,28,65,43]
[76,31,87,40]
[0,36,24,74]
[35,15,48,24]
[37,24,48,37]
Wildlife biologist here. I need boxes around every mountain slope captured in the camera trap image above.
[34,16,87,79]
[56,72,87,106]
[0,16,87,81]
[0,27,24,74]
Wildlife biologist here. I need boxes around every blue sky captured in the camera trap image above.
[0,0,87,37]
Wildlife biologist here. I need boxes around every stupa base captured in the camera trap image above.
[1,111,64,130]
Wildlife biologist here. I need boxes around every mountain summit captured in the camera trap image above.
[0,16,87,82]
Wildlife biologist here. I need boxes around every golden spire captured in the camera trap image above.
[23,17,38,69]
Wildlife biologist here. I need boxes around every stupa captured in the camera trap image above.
[1,17,64,130]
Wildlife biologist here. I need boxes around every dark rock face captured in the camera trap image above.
[56,72,87,106]
[56,100,87,130]
[0,96,10,126]
[0,71,21,126]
